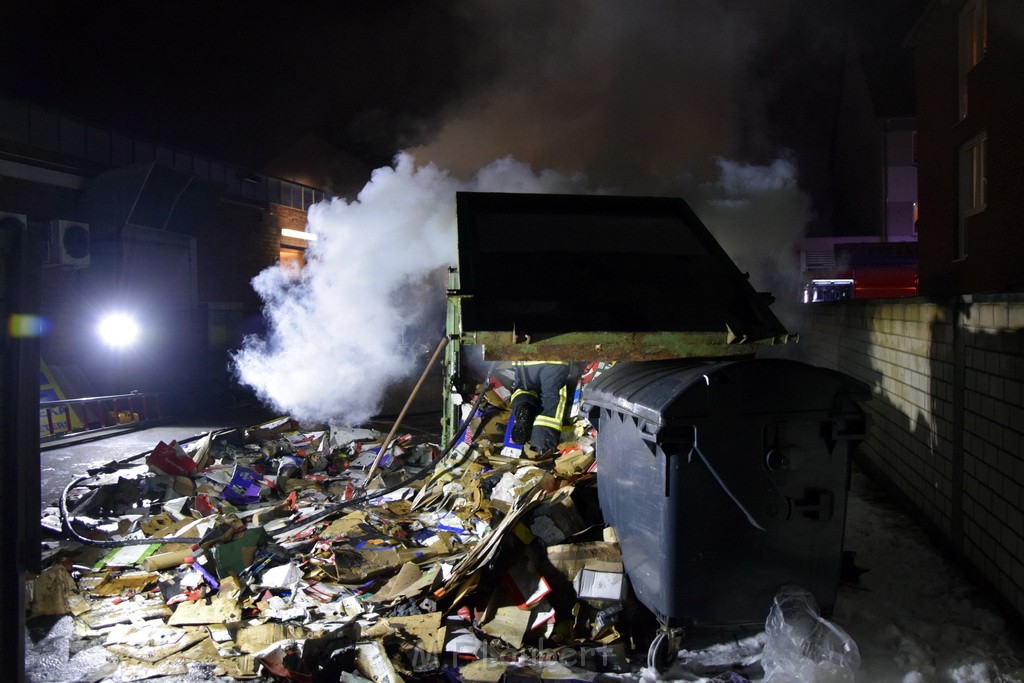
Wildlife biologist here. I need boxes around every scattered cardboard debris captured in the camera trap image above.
[167,576,243,626]
[461,658,510,683]
[34,370,661,682]
[80,595,173,629]
[356,641,405,683]
[236,622,308,653]
[480,605,531,649]
[104,625,209,662]
[30,564,91,617]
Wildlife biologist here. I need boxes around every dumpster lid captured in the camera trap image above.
[453,192,791,361]
[583,358,872,430]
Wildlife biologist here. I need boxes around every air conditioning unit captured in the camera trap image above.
[50,220,90,267]
[0,212,27,231]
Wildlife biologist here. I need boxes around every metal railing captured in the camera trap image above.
[39,392,164,442]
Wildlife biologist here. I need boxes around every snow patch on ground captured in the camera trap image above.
[643,468,1024,682]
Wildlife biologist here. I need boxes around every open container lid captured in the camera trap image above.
[453,191,792,361]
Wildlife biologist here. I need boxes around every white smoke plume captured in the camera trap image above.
[234,3,824,421]
[232,153,588,425]
[691,156,812,331]
[408,1,816,327]
[234,153,808,426]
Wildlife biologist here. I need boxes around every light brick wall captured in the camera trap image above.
[797,295,1024,620]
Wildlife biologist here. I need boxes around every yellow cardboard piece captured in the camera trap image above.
[332,547,406,583]
[388,612,444,654]
[368,562,423,603]
[321,511,367,538]
[91,570,160,595]
[512,523,536,545]
[167,576,243,626]
[360,621,395,640]
[182,637,260,679]
[30,564,90,617]
[427,532,457,556]
[382,500,414,517]
[110,656,189,680]
[546,542,621,582]
[480,605,531,649]
[553,449,594,478]
[220,654,260,680]
[142,547,192,571]
[252,500,294,526]
[172,476,197,496]
[235,622,307,653]
[105,627,208,663]
[81,596,173,629]
[140,513,178,536]
[460,659,510,683]
[476,414,508,441]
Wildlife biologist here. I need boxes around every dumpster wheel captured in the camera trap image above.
[647,627,684,673]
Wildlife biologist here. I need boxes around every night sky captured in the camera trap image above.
[0,2,482,167]
[0,0,924,219]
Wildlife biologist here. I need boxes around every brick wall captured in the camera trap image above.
[197,200,278,310]
[268,204,309,234]
[799,296,1024,621]
[915,0,1024,296]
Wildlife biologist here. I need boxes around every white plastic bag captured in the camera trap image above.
[761,586,861,683]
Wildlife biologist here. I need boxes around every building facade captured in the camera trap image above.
[801,0,1024,624]
[915,0,1024,296]
[0,96,366,414]
[799,39,919,303]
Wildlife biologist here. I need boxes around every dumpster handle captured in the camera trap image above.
[691,426,766,531]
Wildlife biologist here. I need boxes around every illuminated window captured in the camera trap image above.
[269,179,326,211]
[280,247,306,274]
[958,0,987,120]
[956,131,986,259]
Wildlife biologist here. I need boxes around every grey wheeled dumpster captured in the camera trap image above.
[583,358,869,630]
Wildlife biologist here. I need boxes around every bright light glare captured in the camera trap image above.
[281,228,317,241]
[97,313,140,348]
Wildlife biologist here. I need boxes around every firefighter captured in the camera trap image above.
[508,361,573,456]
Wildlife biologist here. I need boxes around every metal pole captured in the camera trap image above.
[1,214,41,683]
[364,336,449,485]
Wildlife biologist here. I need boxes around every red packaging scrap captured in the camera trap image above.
[146,440,196,477]
[194,494,218,516]
[500,563,552,609]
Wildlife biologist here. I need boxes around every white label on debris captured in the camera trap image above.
[260,562,303,589]
[342,595,363,617]
[356,642,403,683]
[574,568,624,601]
